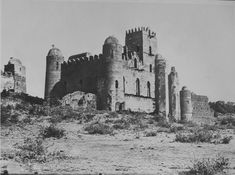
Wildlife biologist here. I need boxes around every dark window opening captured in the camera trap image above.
[150,64,152,72]
[123,77,125,93]
[147,81,151,97]
[134,59,137,68]
[56,62,59,70]
[115,80,118,88]
[136,78,140,96]
[149,46,152,55]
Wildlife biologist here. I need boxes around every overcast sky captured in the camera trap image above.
[1,0,235,102]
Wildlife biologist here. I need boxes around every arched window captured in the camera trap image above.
[136,78,140,96]
[115,80,118,88]
[147,81,151,97]
[123,77,125,93]
[56,62,59,70]
[150,64,152,72]
[149,46,152,55]
[134,58,137,68]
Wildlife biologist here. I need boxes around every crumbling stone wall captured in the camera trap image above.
[1,71,14,92]
[61,91,96,110]
[168,67,181,121]
[1,57,26,93]
[191,93,213,117]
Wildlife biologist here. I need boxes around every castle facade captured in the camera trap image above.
[44,27,212,121]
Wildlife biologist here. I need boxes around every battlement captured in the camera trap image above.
[61,54,104,74]
[126,27,156,38]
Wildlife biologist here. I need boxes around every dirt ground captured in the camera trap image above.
[1,120,235,175]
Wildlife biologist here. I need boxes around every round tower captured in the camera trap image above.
[97,36,123,111]
[44,45,64,100]
[180,86,192,121]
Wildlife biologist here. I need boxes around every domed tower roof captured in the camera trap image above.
[47,45,63,57]
[104,36,119,45]
[8,57,22,65]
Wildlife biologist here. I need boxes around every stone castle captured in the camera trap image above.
[1,57,26,93]
[44,27,212,121]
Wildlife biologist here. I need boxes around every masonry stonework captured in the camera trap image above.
[1,57,26,93]
[44,27,212,119]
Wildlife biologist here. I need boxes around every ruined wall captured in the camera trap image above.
[1,72,14,92]
[168,67,181,121]
[2,57,26,93]
[191,93,213,117]
[155,56,167,115]
[61,91,96,110]
[124,94,155,113]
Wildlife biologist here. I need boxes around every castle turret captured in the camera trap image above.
[155,54,167,116]
[168,67,181,121]
[97,36,123,110]
[44,45,64,100]
[180,86,192,121]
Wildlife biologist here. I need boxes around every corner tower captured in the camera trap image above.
[97,36,123,110]
[44,45,64,100]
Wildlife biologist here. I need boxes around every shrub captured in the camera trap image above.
[84,122,113,135]
[189,155,229,175]
[157,120,171,128]
[112,118,130,130]
[221,136,233,144]
[16,138,46,163]
[40,125,65,139]
[169,125,184,133]
[145,131,157,137]
[220,116,235,126]
[175,129,214,143]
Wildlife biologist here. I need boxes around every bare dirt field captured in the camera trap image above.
[1,117,235,175]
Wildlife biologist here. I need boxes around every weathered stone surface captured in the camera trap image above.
[61,91,96,110]
[168,67,181,121]
[180,86,193,121]
[1,57,26,93]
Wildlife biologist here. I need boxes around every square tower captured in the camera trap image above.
[125,27,157,68]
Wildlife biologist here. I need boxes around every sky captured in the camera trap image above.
[1,0,235,102]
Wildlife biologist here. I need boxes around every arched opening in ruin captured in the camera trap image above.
[123,77,125,93]
[134,58,137,68]
[115,102,125,111]
[149,46,152,55]
[147,81,151,97]
[150,64,152,72]
[136,78,140,96]
[115,80,118,88]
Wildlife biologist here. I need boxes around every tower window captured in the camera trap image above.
[115,80,118,88]
[136,78,140,96]
[150,64,152,72]
[147,81,151,97]
[56,62,59,70]
[149,46,152,55]
[123,77,125,93]
[134,59,137,68]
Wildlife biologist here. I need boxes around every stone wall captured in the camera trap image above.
[1,72,14,92]
[124,94,155,113]
[191,93,213,117]
[61,91,96,110]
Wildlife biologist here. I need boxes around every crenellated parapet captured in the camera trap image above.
[126,27,156,38]
[61,54,104,75]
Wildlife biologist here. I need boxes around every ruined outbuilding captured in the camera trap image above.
[1,57,26,93]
